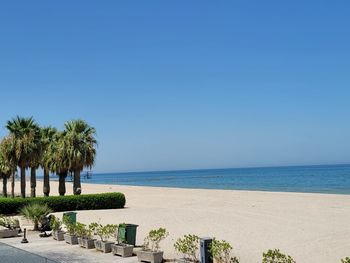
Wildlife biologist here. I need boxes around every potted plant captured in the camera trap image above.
[0,216,20,230]
[209,239,240,263]
[20,203,52,231]
[137,227,169,263]
[94,223,118,253]
[77,222,96,249]
[262,249,295,263]
[111,223,134,257]
[0,216,19,238]
[50,216,65,241]
[174,234,200,263]
[63,216,78,245]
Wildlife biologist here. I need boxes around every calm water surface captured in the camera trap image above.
[71,164,350,195]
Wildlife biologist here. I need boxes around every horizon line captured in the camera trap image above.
[92,162,350,175]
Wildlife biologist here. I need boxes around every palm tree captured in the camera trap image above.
[20,203,52,231]
[40,126,57,197]
[64,120,97,195]
[0,136,17,197]
[46,131,70,196]
[29,129,42,198]
[0,147,12,197]
[6,116,40,198]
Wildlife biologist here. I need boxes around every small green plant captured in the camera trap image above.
[75,222,95,239]
[94,223,118,242]
[20,203,52,231]
[75,222,87,238]
[63,215,76,235]
[209,239,239,263]
[89,222,99,234]
[262,249,295,263]
[174,234,200,262]
[50,215,62,231]
[341,257,350,263]
[144,227,169,252]
[86,223,96,239]
[0,215,19,230]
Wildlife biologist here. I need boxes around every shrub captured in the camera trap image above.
[174,234,200,262]
[20,203,52,231]
[144,227,169,252]
[209,239,239,263]
[50,215,62,231]
[85,223,96,239]
[0,192,126,215]
[63,215,76,235]
[93,223,118,242]
[341,258,350,263]
[75,222,96,239]
[75,222,87,238]
[262,249,296,263]
[0,215,19,230]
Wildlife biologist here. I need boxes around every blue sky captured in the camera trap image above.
[0,1,349,172]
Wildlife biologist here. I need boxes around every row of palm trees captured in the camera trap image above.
[0,116,97,198]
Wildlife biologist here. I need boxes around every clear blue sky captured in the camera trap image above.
[0,1,349,173]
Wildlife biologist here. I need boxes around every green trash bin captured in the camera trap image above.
[118,224,138,246]
[62,212,77,224]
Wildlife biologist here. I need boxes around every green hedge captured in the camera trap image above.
[0,192,126,215]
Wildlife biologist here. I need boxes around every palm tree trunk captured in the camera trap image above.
[73,169,81,195]
[2,176,7,197]
[11,171,15,198]
[20,167,26,198]
[58,172,66,196]
[34,220,39,231]
[30,168,36,197]
[43,167,50,197]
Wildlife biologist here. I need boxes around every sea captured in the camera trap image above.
[71,164,350,195]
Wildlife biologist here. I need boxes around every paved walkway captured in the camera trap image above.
[0,231,140,263]
[0,242,58,263]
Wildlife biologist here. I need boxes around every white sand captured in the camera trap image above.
[12,180,350,262]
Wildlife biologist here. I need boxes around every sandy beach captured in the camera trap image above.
[11,180,350,262]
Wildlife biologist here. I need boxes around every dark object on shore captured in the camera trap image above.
[83,171,93,179]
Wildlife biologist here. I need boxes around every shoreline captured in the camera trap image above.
[28,178,350,197]
[81,181,350,196]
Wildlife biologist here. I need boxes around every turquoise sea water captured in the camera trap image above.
[76,164,350,195]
